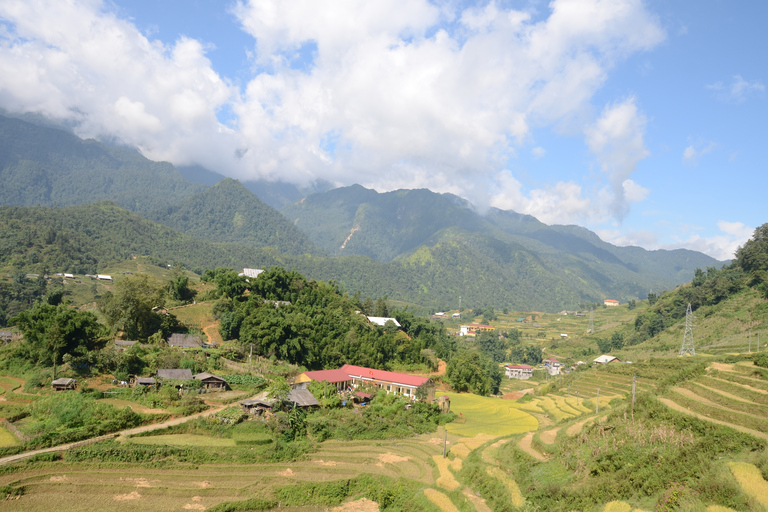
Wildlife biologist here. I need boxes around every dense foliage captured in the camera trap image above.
[214,267,456,370]
[147,178,316,256]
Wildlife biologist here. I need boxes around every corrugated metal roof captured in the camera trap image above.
[157,369,193,380]
[299,369,353,384]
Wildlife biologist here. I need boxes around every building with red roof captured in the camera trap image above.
[293,364,430,399]
[504,364,534,380]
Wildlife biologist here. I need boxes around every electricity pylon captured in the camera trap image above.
[679,303,695,356]
[587,308,594,334]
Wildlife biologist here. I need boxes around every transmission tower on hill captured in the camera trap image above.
[679,303,696,356]
[587,308,594,334]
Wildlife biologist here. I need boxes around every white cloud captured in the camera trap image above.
[682,140,716,165]
[707,74,765,103]
[490,171,595,225]
[0,0,665,201]
[584,97,650,220]
[531,146,546,159]
[603,221,752,261]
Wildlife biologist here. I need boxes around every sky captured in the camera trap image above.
[0,0,765,261]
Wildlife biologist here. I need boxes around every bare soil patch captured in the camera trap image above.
[518,432,546,461]
[378,452,409,464]
[183,504,206,511]
[540,427,560,445]
[462,488,492,512]
[711,363,735,372]
[332,498,380,512]
[114,491,142,501]
[278,468,295,476]
[49,475,68,482]
[315,459,338,466]
[195,481,211,488]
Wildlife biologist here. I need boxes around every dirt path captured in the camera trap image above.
[517,432,546,461]
[566,415,597,436]
[659,398,768,441]
[0,404,228,466]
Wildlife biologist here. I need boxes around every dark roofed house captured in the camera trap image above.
[167,333,204,348]
[240,397,274,415]
[193,372,228,390]
[287,388,320,408]
[134,377,156,387]
[157,369,194,380]
[52,378,76,391]
[114,340,137,350]
[0,331,13,344]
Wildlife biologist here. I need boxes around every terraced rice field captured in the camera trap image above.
[727,462,768,509]
[0,436,444,511]
[0,426,19,447]
[661,362,768,440]
[566,371,655,399]
[443,392,538,436]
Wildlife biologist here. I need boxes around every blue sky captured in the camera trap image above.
[0,0,765,260]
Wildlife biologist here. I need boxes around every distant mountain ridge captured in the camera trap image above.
[281,184,723,304]
[0,114,726,311]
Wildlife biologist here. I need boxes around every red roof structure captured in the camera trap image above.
[505,364,533,369]
[340,364,430,388]
[300,368,353,383]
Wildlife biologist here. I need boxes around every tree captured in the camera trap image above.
[736,223,768,273]
[627,299,636,310]
[611,332,625,350]
[596,338,613,354]
[446,350,501,396]
[97,274,167,341]
[11,302,104,372]
[166,265,196,303]
[647,292,658,306]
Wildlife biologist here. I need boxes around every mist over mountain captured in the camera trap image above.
[0,114,725,311]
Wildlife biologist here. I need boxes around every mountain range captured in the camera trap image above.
[0,114,725,311]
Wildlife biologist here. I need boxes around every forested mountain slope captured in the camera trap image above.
[146,178,317,256]
[0,115,205,212]
[282,185,723,302]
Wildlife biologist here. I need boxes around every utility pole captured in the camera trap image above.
[249,343,253,369]
[679,303,696,356]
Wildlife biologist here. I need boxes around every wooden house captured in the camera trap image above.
[134,377,156,387]
[193,372,228,390]
[52,378,76,391]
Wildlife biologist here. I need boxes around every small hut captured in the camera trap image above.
[193,372,228,390]
[52,378,76,391]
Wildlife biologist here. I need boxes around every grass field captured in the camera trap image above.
[127,434,236,447]
[442,392,539,437]
[0,426,19,447]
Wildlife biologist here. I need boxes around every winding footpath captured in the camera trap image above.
[0,404,228,466]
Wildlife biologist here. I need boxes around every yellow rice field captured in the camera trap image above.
[443,392,538,437]
[727,462,768,509]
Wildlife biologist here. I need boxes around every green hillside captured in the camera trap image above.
[0,115,205,212]
[146,178,317,256]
